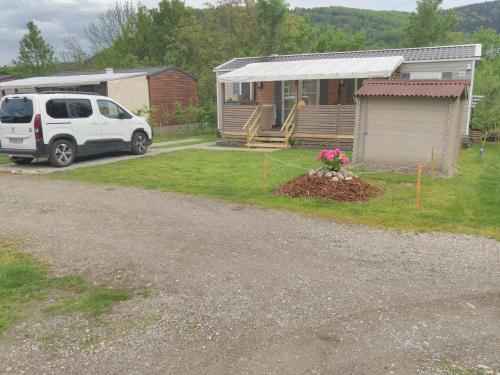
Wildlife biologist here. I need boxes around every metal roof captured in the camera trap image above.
[356,79,470,98]
[0,71,146,90]
[218,56,404,83]
[214,44,482,72]
[0,75,14,82]
[53,66,197,80]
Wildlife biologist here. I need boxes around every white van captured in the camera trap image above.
[0,92,152,167]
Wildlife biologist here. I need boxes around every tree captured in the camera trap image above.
[84,1,136,52]
[14,21,58,76]
[405,0,459,47]
[255,0,288,54]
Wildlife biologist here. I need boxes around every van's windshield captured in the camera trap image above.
[0,98,34,123]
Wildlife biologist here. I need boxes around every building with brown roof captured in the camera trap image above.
[353,79,469,176]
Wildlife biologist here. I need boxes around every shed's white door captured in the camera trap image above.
[362,97,450,167]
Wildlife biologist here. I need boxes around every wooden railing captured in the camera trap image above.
[246,105,262,146]
[281,104,297,147]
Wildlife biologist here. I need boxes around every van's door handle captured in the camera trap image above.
[102,121,109,125]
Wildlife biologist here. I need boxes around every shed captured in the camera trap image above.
[0,66,198,125]
[353,79,469,176]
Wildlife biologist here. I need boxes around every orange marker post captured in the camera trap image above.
[431,148,435,192]
[264,156,268,193]
[416,161,422,210]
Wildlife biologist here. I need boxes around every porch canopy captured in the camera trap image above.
[218,56,404,83]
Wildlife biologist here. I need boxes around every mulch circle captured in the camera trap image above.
[276,174,382,202]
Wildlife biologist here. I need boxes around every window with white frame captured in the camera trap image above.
[232,82,242,96]
[442,72,453,79]
[301,80,319,105]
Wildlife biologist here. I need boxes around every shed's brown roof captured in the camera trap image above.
[356,79,470,98]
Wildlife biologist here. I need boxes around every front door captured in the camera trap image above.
[282,81,296,123]
[96,99,132,145]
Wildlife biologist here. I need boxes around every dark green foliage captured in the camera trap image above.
[405,0,459,47]
[453,0,500,33]
[14,21,59,77]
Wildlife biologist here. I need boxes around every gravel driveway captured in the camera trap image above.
[0,174,498,375]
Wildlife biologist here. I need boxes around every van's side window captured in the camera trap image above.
[97,100,132,120]
[46,99,69,119]
[68,99,92,118]
[46,99,93,119]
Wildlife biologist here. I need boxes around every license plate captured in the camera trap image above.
[9,137,23,144]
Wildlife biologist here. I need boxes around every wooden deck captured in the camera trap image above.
[221,104,356,149]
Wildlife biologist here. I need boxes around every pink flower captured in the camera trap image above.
[341,156,350,165]
[326,153,334,161]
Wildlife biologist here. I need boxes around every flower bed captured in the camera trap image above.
[276,149,382,202]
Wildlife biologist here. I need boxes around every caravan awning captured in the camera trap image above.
[218,56,404,83]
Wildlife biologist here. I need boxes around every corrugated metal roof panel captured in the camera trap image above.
[356,79,470,98]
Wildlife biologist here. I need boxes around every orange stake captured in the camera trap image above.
[416,160,422,210]
[264,156,268,193]
[431,148,435,192]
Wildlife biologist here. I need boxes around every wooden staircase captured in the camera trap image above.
[244,105,297,149]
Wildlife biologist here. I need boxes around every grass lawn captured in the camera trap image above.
[0,156,10,164]
[152,126,218,144]
[0,240,130,333]
[53,143,500,240]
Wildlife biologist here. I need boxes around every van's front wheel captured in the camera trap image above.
[49,140,75,168]
[131,132,148,155]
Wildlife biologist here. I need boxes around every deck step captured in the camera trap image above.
[245,142,289,148]
[254,137,285,142]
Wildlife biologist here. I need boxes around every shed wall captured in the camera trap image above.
[354,96,462,176]
[149,70,198,125]
[107,75,149,113]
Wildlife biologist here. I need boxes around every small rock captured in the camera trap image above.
[332,171,338,176]
[325,172,333,178]
[308,170,315,177]
[340,168,347,174]
[337,174,344,180]
[318,172,324,178]
[345,176,353,181]
[332,177,339,182]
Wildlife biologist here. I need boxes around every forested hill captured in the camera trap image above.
[294,7,408,49]
[453,0,500,33]
[295,0,500,49]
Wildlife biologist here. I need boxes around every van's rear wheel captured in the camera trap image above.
[131,132,148,155]
[49,140,75,168]
[12,157,33,165]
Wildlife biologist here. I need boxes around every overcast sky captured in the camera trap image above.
[0,0,488,65]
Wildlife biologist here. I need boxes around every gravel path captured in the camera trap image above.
[0,175,498,375]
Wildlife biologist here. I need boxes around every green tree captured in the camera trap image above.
[255,0,288,54]
[14,21,58,76]
[405,0,459,47]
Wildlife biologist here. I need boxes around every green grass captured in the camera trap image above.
[0,156,10,164]
[152,126,218,144]
[53,143,500,240]
[0,241,130,332]
[44,288,130,318]
[440,362,490,375]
